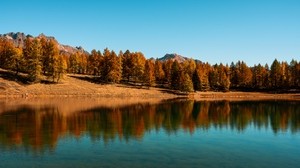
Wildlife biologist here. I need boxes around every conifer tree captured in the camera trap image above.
[192,69,201,91]
[132,52,146,83]
[270,59,282,88]
[144,60,155,87]
[154,59,165,84]
[107,50,122,83]
[180,72,194,92]
[163,59,173,84]
[88,49,102,76]
[170,60,181,90]
[122,50,133,82]
[25,38,42,82]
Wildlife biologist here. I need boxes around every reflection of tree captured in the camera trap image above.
[0,100,300,152]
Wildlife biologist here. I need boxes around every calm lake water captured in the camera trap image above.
[0,99,300,168]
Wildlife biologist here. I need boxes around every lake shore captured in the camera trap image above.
[1,74,299,100]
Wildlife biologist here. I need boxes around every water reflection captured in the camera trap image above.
[0,100,300,152]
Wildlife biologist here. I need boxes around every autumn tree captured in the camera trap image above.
[209,66,219,90]
[9,47,23,76]
[179,72,194,92]
[252,64,268,89]
[163,59,173,84]
[270,59,282,88]
[237,61,253,88]
[101,49,122,83]
[154,59,165,84]
[68,52,80,74]
[131,52,146,83]
[24,38,42,82]
[182,59,196,78]
[170,60,181,90]
[290,60,300,88]
[108,50,122,83]
[53,55,67,82]
[88,49,102,76]
[144,60,155,87]
[78,52,88,74]
[192,69,201,91]
[0,39,24,75]
[195,62,210,91]
[122,50,133,82]
[218,64,230,91]
[0,39,16,69]
[40,38,62,82]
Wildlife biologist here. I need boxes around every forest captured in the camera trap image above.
[0,36,300,92]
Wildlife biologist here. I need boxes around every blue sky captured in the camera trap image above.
[1,0,299,65]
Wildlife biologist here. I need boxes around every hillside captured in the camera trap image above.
[0,69,176,99]
[0,69,299,100]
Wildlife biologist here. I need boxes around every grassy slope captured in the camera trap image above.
[0,69,299,100]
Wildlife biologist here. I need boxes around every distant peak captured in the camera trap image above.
[159,53,188,63]
[0,32,88,55]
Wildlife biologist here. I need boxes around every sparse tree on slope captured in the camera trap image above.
[24,38,42,82]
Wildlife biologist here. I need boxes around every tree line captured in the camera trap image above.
[0,36,300,92]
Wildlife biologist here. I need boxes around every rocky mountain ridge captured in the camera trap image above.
[1,32,191,62]
[0,32,87,55]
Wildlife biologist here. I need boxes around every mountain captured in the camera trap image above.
[0,32,87,55]
[158,53,189,63]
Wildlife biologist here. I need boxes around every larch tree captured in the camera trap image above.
[9,47,23,76]
[101,49,122,83]
[290,60,300,88]
[121,50,133,82]
[54,55,67,82]
[183,59,196,78]
[237,61,253,88]
[144,59,155,87]
[270,59,282,88]
[68,52,80,74]
[179,72,194,92]
[131,52,146,83]
[209,65,219,90]
[163,59,173,84]
[170,60,181,90]
[252,64,266,89]
[192,68,201,91]
[218,64,230,92]
[25,38,42,82]
[88,49,102,76]
[41,39,60,81]
[101,48,111,82]
[154,59,165,84]
[0,39,22,73]
[107,50,122,83]
[78,52,88,74]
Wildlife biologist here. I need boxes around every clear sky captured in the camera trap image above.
[1,0,299,65]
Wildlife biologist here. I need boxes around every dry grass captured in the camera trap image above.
[0,73,177,99]
[0,70,299,100]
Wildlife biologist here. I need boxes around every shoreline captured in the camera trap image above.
[1,74,300,101]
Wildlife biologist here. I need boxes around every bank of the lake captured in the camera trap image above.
[1,74,300,100]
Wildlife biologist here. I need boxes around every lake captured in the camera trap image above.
[0,99,300,168]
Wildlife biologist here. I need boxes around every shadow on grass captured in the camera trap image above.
[0,69,63,85]
[68,74,102,84]
[0,69,30,84]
